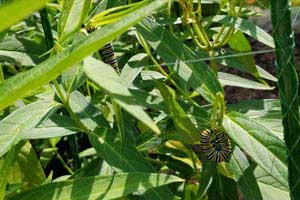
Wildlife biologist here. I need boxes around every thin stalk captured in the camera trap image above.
[270,0,300,199]
[137,33,200,107]
[191,20,211,48]
[209,50,218,76]
[187,24,208,50]
[40,8,82,172]
[56,152,74,175]
[39,8,54,50]
[214,25,226,44]
[0,64,4,84]
[167,0,174,33]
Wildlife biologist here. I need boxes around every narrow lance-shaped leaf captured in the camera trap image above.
[0,101,59,157]
[0,146,17,200]
[84,57,160,134]
[0,0,167,111]
[14,142,46,188]
[271,0,300,198]
[229,147,263,200]
[0,36,47,66]
[223,112,289,190]
[58,0,90,42]
[209,15,275,48]
[155,81,199,143]
[255,166,290,200]
[0,0,50,32]
[25,115,79,139]
[9,173,184,200]
[218,72,274,90]
[137,18,223,103]
[68,91,177,199]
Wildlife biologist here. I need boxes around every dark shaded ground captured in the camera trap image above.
[224,33,300,104]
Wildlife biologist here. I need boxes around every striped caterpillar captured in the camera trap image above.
[200,129,232,163]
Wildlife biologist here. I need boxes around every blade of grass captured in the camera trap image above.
[270,0,300,198]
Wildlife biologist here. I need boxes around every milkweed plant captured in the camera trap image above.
[0,0,299,199]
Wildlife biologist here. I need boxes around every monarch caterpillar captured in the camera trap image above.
[99,43,120,74]
[200,129,232,163]
[85,26,120,74]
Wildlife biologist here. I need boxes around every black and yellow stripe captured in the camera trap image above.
[99,43,120,74]
[200,129,232,163]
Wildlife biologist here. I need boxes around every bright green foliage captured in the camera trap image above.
[9,173,183,200]
[0,0,50,32]
[0,0,298,199]
[83,57,160,134]
[0,0,167,110]
[0,101,59,157]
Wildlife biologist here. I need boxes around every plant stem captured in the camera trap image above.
[209,50,218,76]
[167,0,174,33]
[136,32,200,107]
[270,0,300,199]
[0,64,4,84]
[39,8,54,50]
[56,152,74,175]
[40,8,84,173]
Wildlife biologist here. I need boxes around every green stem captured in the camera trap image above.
[187,24,208,49]
[167,0,174,34]
[271,0,300,199]
[137,33,200,107]
[0,64,4,84]
[191,21,211,49]
[39,8,54,50]
[209,50,218,76]
[40,8,84,172]
[56,152,74,175]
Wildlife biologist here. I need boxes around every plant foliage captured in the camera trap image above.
[0,0,298,199]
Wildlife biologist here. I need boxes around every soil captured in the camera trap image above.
[223,33,300,104]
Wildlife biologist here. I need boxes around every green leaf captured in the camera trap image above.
[207,173,238,200]
[0,36,46,66]
[255,166,290,200]
[68,91,155,172]
[155,81,199,143]
[194,47,276,82]
[218,52,277,82]
[61,33,87,94]
[84,57,160,134]
[26,115,79,139]
[223,112,288,190]
[229,147,263,200]
[0,0,50,32]
[9,173,183,200]
[218,72,274,90]
[14,142,46,187]
[137,18,223,103]
[68,91,177,199]
[120,53,148,87]
[58,0,90,42]
[227,99,283,137]
[0,100,59,157]
[209,15,275,48]
[196,162,216,199]
[0,0,167,111]
[0,146,17,200]
[70,157,103,179]
[228,31,258,79]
